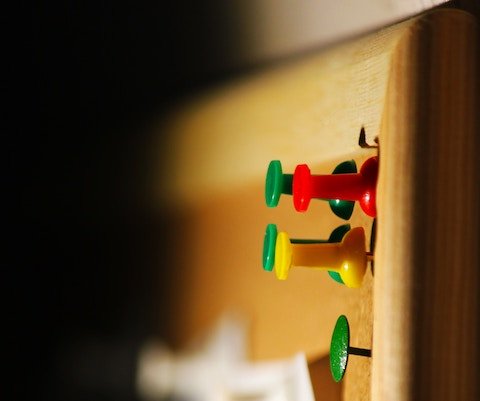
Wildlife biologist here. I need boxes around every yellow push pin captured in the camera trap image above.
[274,227,373,288]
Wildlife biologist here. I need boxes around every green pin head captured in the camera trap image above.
[263,224,278,271]
[326,224,351,284]
[330,315,350,382]
[329,160,357,220]
[265,160,293,207]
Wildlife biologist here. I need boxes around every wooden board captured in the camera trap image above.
[373,9,479,401]
[154,9,479,401]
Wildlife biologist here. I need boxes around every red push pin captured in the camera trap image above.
[293,156,378,217]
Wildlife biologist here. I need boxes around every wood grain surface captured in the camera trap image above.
[373,9,479,401]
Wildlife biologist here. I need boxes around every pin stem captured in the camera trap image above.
[309,174,365,201]
[291,242,342,272]
[348,346,371,357]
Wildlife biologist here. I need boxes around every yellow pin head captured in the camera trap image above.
[274,231,292,280]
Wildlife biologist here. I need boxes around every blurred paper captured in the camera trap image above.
[136,315,315,401]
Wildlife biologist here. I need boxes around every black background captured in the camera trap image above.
[6,2,247,400]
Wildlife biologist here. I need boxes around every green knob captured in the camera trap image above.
[263,223,278,271]
[265,160,293,207]
[330,315,350,382]
[329,160,357,220]
[330,315,371,382]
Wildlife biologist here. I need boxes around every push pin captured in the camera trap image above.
[273,226,373,288]
[330,315,371,382]
[263,223,352,284]
[293,156,378,217]
[265,160,357,220]
[358,127,379,149]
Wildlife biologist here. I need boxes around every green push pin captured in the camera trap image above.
[329,315,371,382]
[262,223,351,284]
[265,160,357,220]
